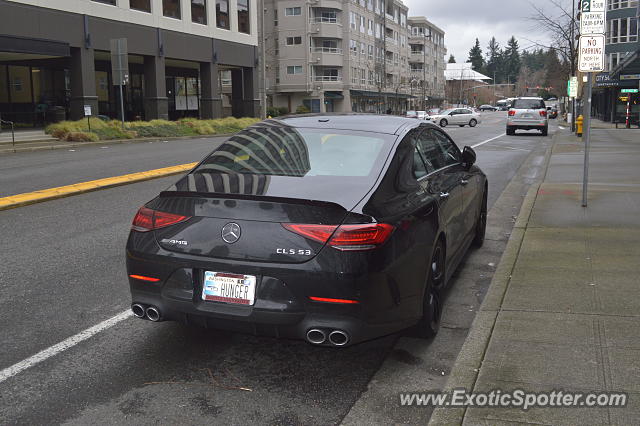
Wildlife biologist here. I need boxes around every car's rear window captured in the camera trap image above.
[513,99,545,109]
[193,126,393,178]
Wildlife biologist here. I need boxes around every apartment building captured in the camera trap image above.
[407,16,446,110]
[592,0,639,122]
[262,0,445,114]
[0,0,259,124]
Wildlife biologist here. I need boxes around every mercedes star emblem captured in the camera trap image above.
[221,222,241,244]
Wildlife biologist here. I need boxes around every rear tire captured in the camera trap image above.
[469,119,477,127]
[472,189,487,248]
[440,119,448,127]
[458,124,465,127]
[506,127,515,136]
[414,240,444,338]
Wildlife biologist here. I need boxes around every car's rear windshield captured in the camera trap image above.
[513,99,545,109]
[192,126,394,178]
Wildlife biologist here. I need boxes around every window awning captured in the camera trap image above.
[324,91,344,99]
[350,90,416,99]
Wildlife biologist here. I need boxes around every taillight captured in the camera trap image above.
[539,110,547,117]
[131,207,190,232]
[508,110,515,116]
[283,223,395,251]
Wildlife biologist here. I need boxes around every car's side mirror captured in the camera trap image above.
[449,112,454,116]
[462,146,476,169]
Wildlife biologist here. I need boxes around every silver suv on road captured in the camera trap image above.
[506,97,548,136]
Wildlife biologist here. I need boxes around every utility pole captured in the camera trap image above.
[493,71,496,104]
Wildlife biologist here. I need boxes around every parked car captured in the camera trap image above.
[479,104,498,112]
[547,106,558,119]
[407,110,428,120]
[429,108,482,127]
[126,114,487,347]
[506,97,548,136]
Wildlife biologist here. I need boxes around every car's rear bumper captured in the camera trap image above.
[507,119,547,130]
[126,238,417,347]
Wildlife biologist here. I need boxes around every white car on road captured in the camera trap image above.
[430,108,481,128]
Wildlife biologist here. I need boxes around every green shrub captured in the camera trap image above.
[278,107,289,116]
[295,105,310,114]
[46,116,259,141]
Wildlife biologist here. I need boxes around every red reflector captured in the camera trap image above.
[283,223,394,250]
[129,274,161,282]
[131,207,190,232]
[282,223,338,243]
[309,296,359,304]
[540,110,547,117]
[508,110,515,116]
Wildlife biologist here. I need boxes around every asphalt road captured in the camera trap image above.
[0,112,556,425]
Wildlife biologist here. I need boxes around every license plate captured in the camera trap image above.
[202,271,256,305]
[523,113,532,118]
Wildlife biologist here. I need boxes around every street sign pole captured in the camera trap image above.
[578,0,606,207]
[117,50,125,130]
[582,72,593,207]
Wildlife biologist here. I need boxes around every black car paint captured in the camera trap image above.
[126,114,487,346]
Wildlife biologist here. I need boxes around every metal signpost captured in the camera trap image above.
[110,38,129,130]
[578,0,606,207]
[84,105,92,132]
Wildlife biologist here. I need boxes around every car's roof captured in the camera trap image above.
[516,97,544,100]
[260,113,430,135]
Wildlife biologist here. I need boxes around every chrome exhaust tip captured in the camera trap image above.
[306,329,327,345]
[328,330,349,346]
[131,304,146,318]
[145,306,161,322]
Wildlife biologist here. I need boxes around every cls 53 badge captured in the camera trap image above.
[277,248,312,256]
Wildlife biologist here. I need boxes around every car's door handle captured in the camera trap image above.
[439,192,449,199]
[460,179,469,185]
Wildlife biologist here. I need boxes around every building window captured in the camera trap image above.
[92,0,117,5]
[130,0,151,12]
[163,0,181,18]
[191,0,206,24]
[285,7,301,16]
[608,0,639,10]
[286,36,302,45]
[237,0,250,34]
[287,66,303,74]
[607,17,638,43]
[220,70,232,86]
[216,0,229,29]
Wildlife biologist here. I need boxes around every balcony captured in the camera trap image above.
[310,17,338,24]
[314,0,343,10]
[310,21,343,39]
[314,76,342,82]
[311,47,344,66]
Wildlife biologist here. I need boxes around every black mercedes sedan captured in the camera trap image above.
[126,114,487,347]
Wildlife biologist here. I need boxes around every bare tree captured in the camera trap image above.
[526,0,578,77]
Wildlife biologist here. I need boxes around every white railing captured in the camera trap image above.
[313,47,343,54]
[314,76,342,81]
[310,17,338,24]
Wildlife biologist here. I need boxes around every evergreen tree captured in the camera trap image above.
[468,38,484,72]
[448,54,456,63]
[503,36,521,84]
[485,37,501,83]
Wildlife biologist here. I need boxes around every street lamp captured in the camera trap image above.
[422,30,432,111]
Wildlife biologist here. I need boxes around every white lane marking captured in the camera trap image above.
[558,126,566,130]
[0,310,131,384]
[471,133,505,148]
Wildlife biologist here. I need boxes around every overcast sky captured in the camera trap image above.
[404,0,559,64]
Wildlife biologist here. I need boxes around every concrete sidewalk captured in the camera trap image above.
[430,128,640,425]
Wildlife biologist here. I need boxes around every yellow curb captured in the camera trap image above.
[0,162,197,211]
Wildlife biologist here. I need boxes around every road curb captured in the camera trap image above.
[0,133,234,154]
[428,134,558,426]
[0,162,196,211]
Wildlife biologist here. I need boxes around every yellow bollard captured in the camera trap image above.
[576,114,583,137]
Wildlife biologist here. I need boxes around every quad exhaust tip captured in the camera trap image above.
[145,306,161,322]
[306,329,326,345]
[131,304,146,318]
[328,330,349,346]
